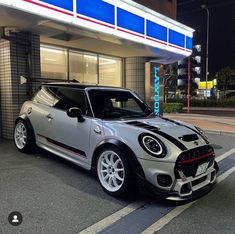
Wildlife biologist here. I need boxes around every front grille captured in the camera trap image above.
[192,175,207,187]
[175,145,215,178]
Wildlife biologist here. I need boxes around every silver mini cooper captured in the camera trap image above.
[14,83,218,199]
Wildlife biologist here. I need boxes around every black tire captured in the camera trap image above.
[96,146,136,197]
[14,119,36,153]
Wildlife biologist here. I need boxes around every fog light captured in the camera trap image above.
[157,174,172,187]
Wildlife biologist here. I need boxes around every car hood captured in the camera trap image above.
[122,117,208,150]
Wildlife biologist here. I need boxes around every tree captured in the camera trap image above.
[217,66,233,92]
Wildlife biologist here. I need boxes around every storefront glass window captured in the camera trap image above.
[83,53,98,84]
[99,56,122,87]
[41,46,68,80]
[41,45,122,87]
[69,51,98,84]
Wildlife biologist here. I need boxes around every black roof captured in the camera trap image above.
[42,82,128,90]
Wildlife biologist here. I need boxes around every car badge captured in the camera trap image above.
[178,170,187,182]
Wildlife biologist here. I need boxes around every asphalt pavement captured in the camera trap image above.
[157,172,235,234]
[0,133,235,234]
[0,140,130,234]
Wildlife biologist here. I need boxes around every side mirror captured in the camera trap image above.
[67,107,85,122]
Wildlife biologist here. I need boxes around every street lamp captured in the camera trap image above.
[201,4,209,99]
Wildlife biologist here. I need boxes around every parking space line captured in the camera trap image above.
[141,164,235,234]
[216,148,235,162]
[141,201,196,234]
[79,149,235,234]
[78,201,147,234]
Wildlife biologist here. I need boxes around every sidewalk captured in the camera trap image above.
[182,107,235,111]
[164,113,235,135]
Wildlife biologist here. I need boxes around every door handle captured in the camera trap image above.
[46,114,53,120]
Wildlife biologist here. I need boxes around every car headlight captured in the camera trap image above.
[138,133,167,158]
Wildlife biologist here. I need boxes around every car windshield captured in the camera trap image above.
[88,89,152,119]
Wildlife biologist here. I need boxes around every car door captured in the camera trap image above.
[29,86,57,142]
[46,87,92,167]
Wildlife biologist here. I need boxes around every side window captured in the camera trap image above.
[54,88,89,115]
[32,86,57,107]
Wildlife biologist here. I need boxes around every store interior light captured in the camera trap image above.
[44,58,57,62]
[41,47,63,54]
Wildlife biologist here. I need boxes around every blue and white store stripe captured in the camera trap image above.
[0,0,194,56]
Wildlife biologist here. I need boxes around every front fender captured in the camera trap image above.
[92,138,145,179]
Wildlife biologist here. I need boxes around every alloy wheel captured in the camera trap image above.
[14,122,27,149]
[97,150,125,192]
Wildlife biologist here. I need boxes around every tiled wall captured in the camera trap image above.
[0,40,12,139]
[125,57,149,100]
[0,32,40,139]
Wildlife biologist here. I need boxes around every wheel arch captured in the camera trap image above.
[15,114,27,123]
[14,115,36,140]
[92,138,145,179]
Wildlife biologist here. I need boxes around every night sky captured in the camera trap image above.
[177,0,235,77]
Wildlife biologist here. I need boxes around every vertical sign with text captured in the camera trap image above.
[145,62,164,116]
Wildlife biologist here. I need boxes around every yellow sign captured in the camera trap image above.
[198,79,217,89]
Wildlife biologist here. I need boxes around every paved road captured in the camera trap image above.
[0,133,235,234]
[158,173,235,234]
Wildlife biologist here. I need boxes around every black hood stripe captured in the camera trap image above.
[161,117,210,144]
[126,121,187,151]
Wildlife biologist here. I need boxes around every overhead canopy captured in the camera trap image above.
[0,0,194,63]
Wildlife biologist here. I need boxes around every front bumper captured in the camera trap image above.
[137,156,218,199]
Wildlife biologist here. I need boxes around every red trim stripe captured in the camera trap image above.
[77,15,115,29]
[168,43,186,51]
[22,0,73,16]
[186,49,192,52]
[180,153,214,164]
[146,37,167,46]
[47,140,86,158]
[117,28,145,39]
[37,134,86,159]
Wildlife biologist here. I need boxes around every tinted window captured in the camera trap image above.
[54,88,89,115]
[88,90,151,119]
[32,86,57,106]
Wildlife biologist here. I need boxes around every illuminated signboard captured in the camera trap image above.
[154,66,160,115]
[145,62,163,116]
[0,0,194,56]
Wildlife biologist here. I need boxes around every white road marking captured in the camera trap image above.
[141,202,196,234]
[216,148,235,162]
[141,165,235,234]
[79,149,235,234]
[78,201,147,234]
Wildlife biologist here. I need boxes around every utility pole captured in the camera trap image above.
[201,5,210,99]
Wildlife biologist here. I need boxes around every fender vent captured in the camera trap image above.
[179,134,199,142]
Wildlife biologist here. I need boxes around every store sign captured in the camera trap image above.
[154,66,160,115]
[198,79,217,90]
[145,62,164,116]
[0,0,193,56]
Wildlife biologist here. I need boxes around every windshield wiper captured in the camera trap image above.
[147,112,159,117]
[122,114,146,118]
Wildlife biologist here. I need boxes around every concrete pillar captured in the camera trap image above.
[0,32,40,139]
